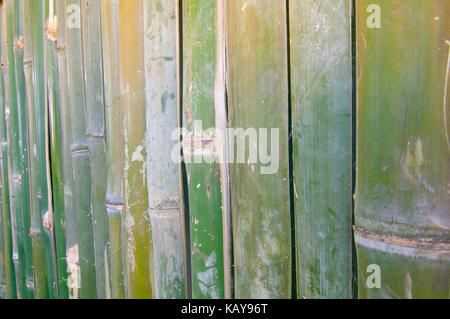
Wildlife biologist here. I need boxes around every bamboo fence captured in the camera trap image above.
[0,0,447,299]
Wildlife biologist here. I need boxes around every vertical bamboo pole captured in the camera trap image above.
[0,1,16,298]
[355,0,450,298]
[174,0,190,298]
[100,0,126,299]
[65,0,96,298]
[21,0,46,299]
[45,0,69,299]
[0,166,6,298]
[215,0,232,299]
[12,0,34,298]
[55,0,77,299]
[182,0,225,299]
[118,0,152,299]
[3,0,28,298]
[144,0,185,299]
[226,0,291,298]
[289,0,353,299]
[31,0,58,299]
[80,0,110,299]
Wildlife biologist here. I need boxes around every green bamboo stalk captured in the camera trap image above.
[0,162,6,298]
[80,0,110,299]
[31,0,58,299]
[355,0,450,298]
[289,0,353,299]
[144,0,185,299]
[100,0,126,299]
[55,0,77,299]
[226,0,291,298]
[64,0,96,299]
[182,0,225,299]
[12,0,34,298]
[215,0,232,299]
[174,0,190,298]
[118,0,152,299]
[44,0,69,299]
[0,2,16,298]
[21,0,47,299]
[3,0,29,299]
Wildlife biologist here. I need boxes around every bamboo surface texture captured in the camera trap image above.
[0,0,447,300]
[355,0,450,298]
[119,0,152,299]
[226,0,292,299]
[290,0,353,299]
[182,0,225,299]
[0,2,16,298]
[80,0,110,299]
[101,0,126,300]
[144,0,185,299]
[65,0,96,299]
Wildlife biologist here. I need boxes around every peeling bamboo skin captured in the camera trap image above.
[356,0,450,298]
[144,0,185,299]
[80,0,110,299]
[65,0,96,299]
[12,0,34,299]
[118,0,152,299]
[226,0,291,298]
[290,0,353,299]
[0,6,16,298]
[182,0,225,299]
[100,0,126,299]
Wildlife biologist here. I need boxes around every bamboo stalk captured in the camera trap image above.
[44,0,68,299]
[64,0,96,299]
[226,0,291,298]
[0,160,6,298]
[215,0,232,299]
[0,1,16,298]
[100,0,126,299]
[80,0,110,299]
[21,0,47,299]
[55,0,77,299]
[31,0,58,299]
[355,0,450,298]
[118,0,152,299]
[12,0,34,298]
[182,0,225,299]
[174,0,190,298]
[3,0,29,298]
[143,0,185,299]
[289,0,353,299]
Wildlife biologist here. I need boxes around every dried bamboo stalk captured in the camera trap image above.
[144,0,185,299]
[118,0,152,299]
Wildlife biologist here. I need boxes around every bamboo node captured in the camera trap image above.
[354,227,450,251]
